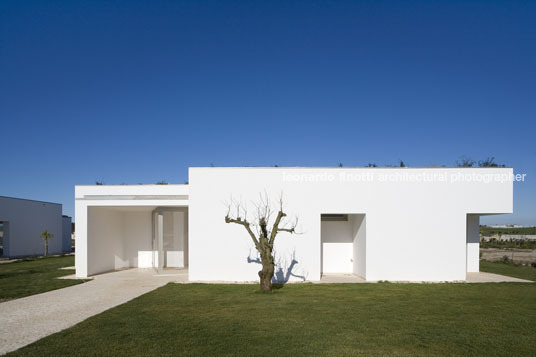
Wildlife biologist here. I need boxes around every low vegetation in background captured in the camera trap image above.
[456,156,506,168]
[480,226,536,235]
[480,238,536,250]
[10,283,535,356]
[480,260,536,281]
[94,156,510,185]
[0,255,87,302]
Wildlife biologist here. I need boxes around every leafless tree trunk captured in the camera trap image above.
[225,193,298,292]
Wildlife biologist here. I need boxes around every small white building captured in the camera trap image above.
[0,196,72,257]
[75,167,513,282]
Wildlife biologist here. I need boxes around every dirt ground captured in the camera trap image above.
[481,248,536,264]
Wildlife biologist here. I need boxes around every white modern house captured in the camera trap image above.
[0,196,72,257]
[75,167,513,282]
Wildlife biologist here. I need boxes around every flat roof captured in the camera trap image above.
[0,195,62,206]
[189,166,513,169]
[74,184,188,187]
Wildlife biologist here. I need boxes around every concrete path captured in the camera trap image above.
[465,272,532,283]
[318,272,533,283]
[0,268,187,355]
[319,273,367,283]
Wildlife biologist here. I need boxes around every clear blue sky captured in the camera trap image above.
[1,1,534,224]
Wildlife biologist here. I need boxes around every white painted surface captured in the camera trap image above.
[87,207,125,275]
[83,207,188,276]
[322,243,353,272]
[352,215,366,278]
[321,219,354,273]
[75,185,189,277]
[188,168,512,282]
[138,251,155,268]
[163,210,188,268]
[76,168,512,282]
[123,211,152,268]
[0,196,64,257]
[466,214,480,273]
[166,251,183,267]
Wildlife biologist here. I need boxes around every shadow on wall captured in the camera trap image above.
[247,250,307,283]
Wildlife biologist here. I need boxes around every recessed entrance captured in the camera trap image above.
[321,213,366,277]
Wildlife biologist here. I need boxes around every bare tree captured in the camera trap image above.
[225,193,298,292]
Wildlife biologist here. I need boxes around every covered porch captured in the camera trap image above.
[75,184,189,278]
[87,206,188,275]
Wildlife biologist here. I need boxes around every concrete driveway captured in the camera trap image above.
[0,268,187,355]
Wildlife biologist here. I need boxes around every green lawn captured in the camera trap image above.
[480,260,536,281]
[0,255,87,302]
[10,283,536,356]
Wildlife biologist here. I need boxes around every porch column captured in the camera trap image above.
[157,212,164,271]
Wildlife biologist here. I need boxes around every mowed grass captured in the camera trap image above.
[10,283,536,356]
[0,255,87,302]
[480,260,536,281]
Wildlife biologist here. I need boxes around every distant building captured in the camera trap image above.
[0,196,72,258]
[489,224,525,228]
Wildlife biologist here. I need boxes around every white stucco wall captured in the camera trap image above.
[0,196,63,257]
[352,214,366,278]
[87,207,125,275]
[123,211,153,268]
[321,218,354,273]
[164,209,188,268]
[76,168,512,281]
[188,167,512,282]
[86,208,184,275]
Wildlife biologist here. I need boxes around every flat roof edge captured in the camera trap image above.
[0,196,62,206]
[74,184,189,187]
[188,166,514,169]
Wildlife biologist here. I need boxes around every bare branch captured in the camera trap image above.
[277,227,295,233]
[277,215,299,235]
[225,215,260,249]
[269,210,287,246]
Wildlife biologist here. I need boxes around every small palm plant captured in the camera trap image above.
[40,230,54,257]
